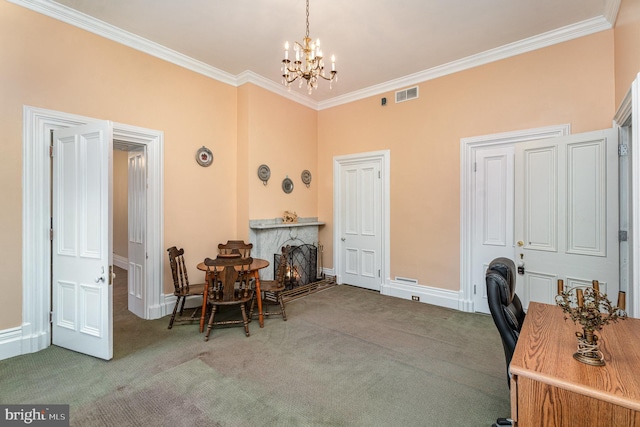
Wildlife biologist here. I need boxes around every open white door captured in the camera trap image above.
[52,121,113,360]
[338,158,383,291]
[472,146,514,314]
[515,128,619,309]
[127,149,146,318]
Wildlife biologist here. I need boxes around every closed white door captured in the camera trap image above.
[515,129,619,308]
[339,159,383,291]
[52,121,113,360]
[472,146,514,314]
[127,149,146,318]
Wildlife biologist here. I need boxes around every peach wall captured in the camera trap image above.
[244,84,318,221]
[0,2,239,329]
[318,31,615,291]
[0,0,629,334]
[113,150,128,258]
[614,0,640,106]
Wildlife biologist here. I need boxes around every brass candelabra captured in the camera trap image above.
[555,280,627,366]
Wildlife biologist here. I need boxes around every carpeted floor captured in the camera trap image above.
[0,268,510,426]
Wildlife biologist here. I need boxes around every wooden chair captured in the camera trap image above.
[167,246,206,329]
[203,256,254,341]
[218,240,253,257]
[251,245,289,321]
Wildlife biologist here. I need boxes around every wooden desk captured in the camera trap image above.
[510,302,640,426]
[197,258,269,332]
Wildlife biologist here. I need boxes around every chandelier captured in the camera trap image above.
[281,0,337,94]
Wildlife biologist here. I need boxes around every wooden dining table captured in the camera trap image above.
[196,257,270,332]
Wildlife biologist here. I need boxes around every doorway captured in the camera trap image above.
[460,124,571,313]
[21,106,165,357]
[333,150,390,291]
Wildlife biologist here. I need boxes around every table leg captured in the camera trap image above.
[254,271,264,328]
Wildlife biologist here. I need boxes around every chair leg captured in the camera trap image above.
[248,293,257,319]
[278,293,287,321]
[168,297,181,329]
[178,294,187,316]
[247,293,256,322]
[240,304,250,337]
[204,306,218,342]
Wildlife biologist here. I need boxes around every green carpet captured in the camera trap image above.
[0,270,509,426]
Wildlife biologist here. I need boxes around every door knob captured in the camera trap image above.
[341,237,346,241]
[517,241,524,247]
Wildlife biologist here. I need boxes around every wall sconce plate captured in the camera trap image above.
[282,177,294,194]
[196,146,213,167]
[301,170,312,187]
[258,164,271,185]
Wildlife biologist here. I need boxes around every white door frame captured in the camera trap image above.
[333,150,390,290]
[613,72,640,318]
[460,124,571,312]
[21,105,165,356]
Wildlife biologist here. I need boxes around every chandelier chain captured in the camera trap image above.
[305,0,310,39]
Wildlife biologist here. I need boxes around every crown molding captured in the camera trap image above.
[10,0,616,111]
[236,71,318,110]
[318,16,613,110]
[603,0,622,26]
[8,0,237,85]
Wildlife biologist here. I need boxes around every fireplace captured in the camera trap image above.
[274,244,319,289]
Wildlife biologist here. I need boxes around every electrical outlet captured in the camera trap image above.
[411,296,420,301]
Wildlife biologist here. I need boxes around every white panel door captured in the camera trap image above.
[52,122,113,360]
[515,129,619,309]
[339,160,382,291]
[472,146,514,314]
[127,149,146,318]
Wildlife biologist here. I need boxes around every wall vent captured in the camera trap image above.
[395,86,419,103]
[395,276,418,284]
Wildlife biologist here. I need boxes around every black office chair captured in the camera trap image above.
[486,257,525,427]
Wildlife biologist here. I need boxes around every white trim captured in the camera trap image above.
[236,71,318,111]
[383,280,461,310]
[319,17,612,110]
[8,0,618,111]
[12,106,166,361]
[604,0,622,26]
[613,74,640,318]
[459,124,571,312]
[113,254,128,270]
[333,150,390,291]
[0,327,24,361]
[8,0,236,86]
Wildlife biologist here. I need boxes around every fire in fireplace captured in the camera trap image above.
[274,244,318,289]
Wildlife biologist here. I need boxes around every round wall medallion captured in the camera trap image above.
[196,146,213,167]
[282,177,294,194]
[301,170,312,187]
[257,164,271,185]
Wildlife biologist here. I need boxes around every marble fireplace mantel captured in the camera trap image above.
[249,217,325,280]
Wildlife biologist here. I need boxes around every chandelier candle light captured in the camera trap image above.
[282,0,337,94]
[556,280,627,366]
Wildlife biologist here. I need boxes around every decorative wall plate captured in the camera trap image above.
[258,164,271,185]
[282,177,294,194]
[196,146,213,167]
[301,170,312,187]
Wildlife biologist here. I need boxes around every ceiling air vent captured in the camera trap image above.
[395,86,419,103]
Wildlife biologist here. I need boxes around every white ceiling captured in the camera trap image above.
[16,0,619,108]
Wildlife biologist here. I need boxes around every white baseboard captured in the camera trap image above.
[381,279,461,310]
[113,254,128,270]
[322,267,335,278]
[0,327,23,361]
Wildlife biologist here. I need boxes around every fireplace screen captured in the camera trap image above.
[274,244,318,289]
